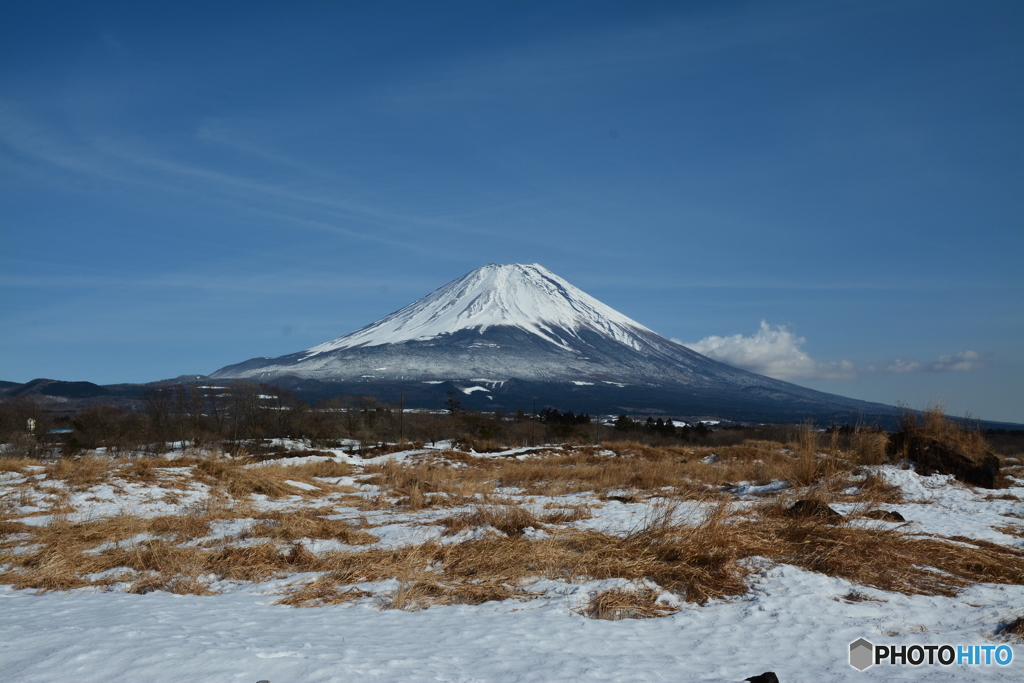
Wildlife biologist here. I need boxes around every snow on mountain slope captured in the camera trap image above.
[302,264,652,357]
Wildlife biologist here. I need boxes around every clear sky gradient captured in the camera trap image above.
[2,1,1021,422]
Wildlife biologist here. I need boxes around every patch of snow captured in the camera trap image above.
[731,480,790,496]
[284,480,320,491]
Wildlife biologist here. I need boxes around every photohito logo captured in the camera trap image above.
[849,638,1013,671]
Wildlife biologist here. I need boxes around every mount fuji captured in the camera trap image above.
[210,264,896,423]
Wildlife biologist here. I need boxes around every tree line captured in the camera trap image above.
[0,381,827,459]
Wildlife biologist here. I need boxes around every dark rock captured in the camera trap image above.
[889,431,1000,489]
[864,509,905,522]
[784,499,841,520]
[745,673,780,683]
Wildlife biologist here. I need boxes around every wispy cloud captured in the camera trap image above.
[679,321,986,381]
[883,350,985,374]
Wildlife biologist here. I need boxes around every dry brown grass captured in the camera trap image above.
[890,405,991,466]
[368,440,839,499]
[193,458,322,499]
[438,505,546,537]
[387,579,524,611]
[285,459,353,479]
[249,510,377,544]
[360,441,860,502]
[540,504,593,524]
[5,496,1023,606]
[129,574,217,596]
[5,441,1023,613]
[275,575,371,607]
[852,430,890,466]
[0,519,34,539]
[146,512,214,541]
[744,511,1024,596]
[116,457,161,482]
[0,457,40,473]
[362,459,496,502]
[919,407,990,455]
[44,456,114,490]
[582,586,678,620]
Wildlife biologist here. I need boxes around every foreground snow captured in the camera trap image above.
[3,572,1019,682]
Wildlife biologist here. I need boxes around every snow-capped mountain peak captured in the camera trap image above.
[302,263,653,357]
[209,263,899,425]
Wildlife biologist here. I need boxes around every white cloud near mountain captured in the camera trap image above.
[680,321,984,381]
[680,321,854,380]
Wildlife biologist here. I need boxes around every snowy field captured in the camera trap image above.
[2,440,1022,682]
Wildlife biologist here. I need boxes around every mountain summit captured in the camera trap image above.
[302,263,652,356]
[211,263,896,422]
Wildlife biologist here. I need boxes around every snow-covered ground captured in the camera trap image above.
[3,574,1019,682]
[2,443,1021,682]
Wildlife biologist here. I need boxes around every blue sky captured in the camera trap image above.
[2,0,1021,422]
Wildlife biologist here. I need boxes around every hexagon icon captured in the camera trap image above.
[849,638,874,671]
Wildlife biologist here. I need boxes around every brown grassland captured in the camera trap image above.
[2,412,1023,619]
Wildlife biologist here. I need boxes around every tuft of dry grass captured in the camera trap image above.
[194,457,317,499]
[129,574,217,596]
[146,513,213,541]
[4,544,95,591]
[540,505,593,524]
[740,512,1024,597]
[362,459,496,501]
[0,457,40,473]
[249,510,377,545]
[582,586,677,620]
[386,579,525,611]
[275,574,371,607]
[44,456,114,490]
[918,407,989,455]
[892,405,990,464]
[287,459,353,479]
[438,505,546,537]
[852,430,890,466]
[117,457,161,482]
